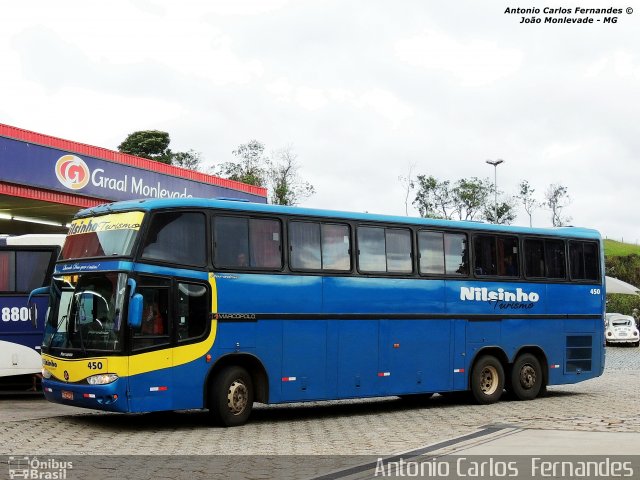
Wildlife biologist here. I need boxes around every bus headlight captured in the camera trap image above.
[87,374,118,385]
[41,368,52,379]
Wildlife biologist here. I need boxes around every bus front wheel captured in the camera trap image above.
[209,366,254,427]
[470,355,504,404]
[510,353,543,400]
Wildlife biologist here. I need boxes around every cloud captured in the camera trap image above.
[1,0,639,243]
[395,29,524,87]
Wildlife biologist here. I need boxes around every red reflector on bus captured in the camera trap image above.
[377,372,391,377]
[206,354,212,362]
[550,364,560,369]
[454,369,465,373]
[150,386,168,392]
[281,377,297,382]
[393,343,400,348]
[83,393,96,399]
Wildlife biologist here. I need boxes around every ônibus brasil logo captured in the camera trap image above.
[55,155,90,190]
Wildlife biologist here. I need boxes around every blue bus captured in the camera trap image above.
[1,235,64,388]
[38,199,605,426]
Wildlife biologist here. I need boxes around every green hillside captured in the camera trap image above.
[604,239,640,257]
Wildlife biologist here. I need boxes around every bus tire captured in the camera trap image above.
[209,366,254,427]
[470,355,504,404]
[510,353,542,401]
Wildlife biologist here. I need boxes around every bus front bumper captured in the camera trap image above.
[42,377,128,412]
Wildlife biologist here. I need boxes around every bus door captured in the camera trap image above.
[452,319,467,391]
[127,278,173,412]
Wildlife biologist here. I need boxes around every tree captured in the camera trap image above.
[545,184,571,227]
[517,180,539,227]
[452,177,492,221]
[483,199,517,225]
[215,140,268,187]
[118,130,173,164]
[171,150,202,171]
[412,175,455,219]
[398,163,416,216]
[118,130,204,171]
[267,146,315,205]
[413,175,495,221]
[214,141,316,203]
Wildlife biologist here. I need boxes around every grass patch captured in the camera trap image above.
[604,239,640,257]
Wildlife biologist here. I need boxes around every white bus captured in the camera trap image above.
[0,235,64,387]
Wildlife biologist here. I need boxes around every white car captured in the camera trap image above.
[605,313,640,346]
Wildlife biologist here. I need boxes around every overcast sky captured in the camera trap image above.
[1,0,639,241]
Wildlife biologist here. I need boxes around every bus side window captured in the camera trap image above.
[321,224,351,271]
[583,243,599,280]
[16,251,53,292]
[358,226,412,274]
[214,216,250,268]
[525,239,545,278]
[569,241,585,279]
[474,235,518,277]
[570,241,599,281]
[133,283,170,350]
[141,212,206,267]
[473,235,497,276]
[214,216,282,270]
[445,232,468,275]
[497,236,519,277]
[358,227,386,273]
[250,218,282,269]
[386,229,412,273]
[545,240,566,279]
[419,231,445,275]
[0,251,16,291]
[290,222,321,270]
[176,283,209,341]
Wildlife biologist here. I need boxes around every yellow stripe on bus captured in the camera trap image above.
[42,273,219,381]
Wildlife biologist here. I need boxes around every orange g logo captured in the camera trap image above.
[55,155,90,190]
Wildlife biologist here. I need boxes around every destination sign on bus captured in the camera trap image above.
[67,212,144,236]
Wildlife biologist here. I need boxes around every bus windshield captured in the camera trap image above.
[44,273,127,353]
[61,211,145,260]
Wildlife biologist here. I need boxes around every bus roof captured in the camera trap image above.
[75,198,601,240]
[0,234,66,247]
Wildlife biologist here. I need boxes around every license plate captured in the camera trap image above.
[619,333,627,336]
[61,390,73,400]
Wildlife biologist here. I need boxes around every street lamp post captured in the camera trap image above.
[485,159,504,223]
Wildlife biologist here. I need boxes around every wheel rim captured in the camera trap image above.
[519,364,537,390]
[480,365,499,395]
[227,380,248,415]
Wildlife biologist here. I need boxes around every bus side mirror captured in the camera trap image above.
[27,286,50,328]
[128,294,143,329]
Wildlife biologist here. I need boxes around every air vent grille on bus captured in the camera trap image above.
[565,335,592,373]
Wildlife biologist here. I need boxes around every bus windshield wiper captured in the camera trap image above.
[47,315,66,349]
[72,307,88,355]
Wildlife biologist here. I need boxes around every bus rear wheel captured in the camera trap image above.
[470,355,504,404]
[209,366,254,427]
[510,353,543,400]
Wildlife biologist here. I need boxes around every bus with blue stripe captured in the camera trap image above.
[38,199,605,426]
[1,234,64,388]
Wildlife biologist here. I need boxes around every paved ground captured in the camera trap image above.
[0,346,638,478]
